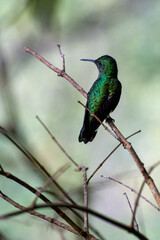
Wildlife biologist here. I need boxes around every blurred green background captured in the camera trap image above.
[0,0,160,239]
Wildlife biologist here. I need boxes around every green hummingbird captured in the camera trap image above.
[79,55,122,144]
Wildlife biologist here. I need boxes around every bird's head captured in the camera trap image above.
[81,55,118,77]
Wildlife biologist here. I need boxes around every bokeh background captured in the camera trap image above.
[0,0,160,239]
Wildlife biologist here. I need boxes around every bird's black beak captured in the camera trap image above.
[80,59,95,63]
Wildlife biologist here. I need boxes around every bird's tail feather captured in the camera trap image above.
[78,126,97,144]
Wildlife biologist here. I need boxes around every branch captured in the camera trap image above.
[0,202,148,240]
[132,161,160,227]
[101,176,160,211]
[87,130,141,184]
[107,119,160,207]
[25,47,86,98]
[0,170,85,237]
[0,191,79,236]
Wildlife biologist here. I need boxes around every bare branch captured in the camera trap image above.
[25,47,86,97]
[0,170,85,236]
[0,191,79,236]
[87,130,141,184]
[0,202,148,240]
[101,176,160,211]
[107,119,160,207]
[0,127,79,205]
[132,161,160,227]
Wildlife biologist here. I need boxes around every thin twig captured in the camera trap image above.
[57,44,65,72]
[101,176,160,211]
[36,116,79,168]
[123,193,139,232]
[32,163,70,206]
[0,202,148,240]
[87,130,141,184]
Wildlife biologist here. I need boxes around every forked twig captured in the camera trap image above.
[101,176,160,211]
[87,130,141,184]
[25,46,86,97]
[123,193,139,231]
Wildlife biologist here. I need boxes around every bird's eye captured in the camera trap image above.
[98,61,102,66]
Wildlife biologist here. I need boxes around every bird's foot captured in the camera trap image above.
[106,116,115,123]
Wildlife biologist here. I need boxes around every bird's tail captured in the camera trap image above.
[78,126,97,144]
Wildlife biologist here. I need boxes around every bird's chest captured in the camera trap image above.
[88,78,109,100]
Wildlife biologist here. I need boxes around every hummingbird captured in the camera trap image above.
[79,55,122,144]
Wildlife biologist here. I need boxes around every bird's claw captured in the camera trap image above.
[106,116,115,123]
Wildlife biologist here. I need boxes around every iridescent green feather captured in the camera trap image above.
[79,55,122,144]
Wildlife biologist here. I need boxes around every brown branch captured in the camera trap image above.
[24,46,160,207]
[0,202,148,240]
[101,176,160,211]
[107,119,160,207]
[25,47,86,98]
[87,130,141,184]
[0,191,79,236]
[0,126,79,205]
